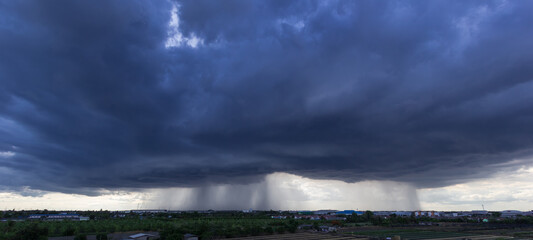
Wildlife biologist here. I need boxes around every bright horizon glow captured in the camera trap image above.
[1,167,533,211]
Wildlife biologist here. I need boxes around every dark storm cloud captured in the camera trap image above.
[1,0,533,194]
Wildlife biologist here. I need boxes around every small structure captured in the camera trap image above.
[131,209,167,214]
[319,226,337,232]
[184,233,198,240]
[323,215,346,221]
[28,213,87,221]
[393,211,412,217]
[298,224,313,230]
[471,210,488,216]
[501,210,523,218]
[128,233,157,240]
[414,211,441,218]
[313,210,337,215]
[335,210,363,216]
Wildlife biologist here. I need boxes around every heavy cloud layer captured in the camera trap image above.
[1,0,533,195]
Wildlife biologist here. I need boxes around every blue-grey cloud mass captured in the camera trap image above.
[1,0,533,195]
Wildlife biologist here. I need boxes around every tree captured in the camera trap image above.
[14,223,48,240]
[363,211,374,221]
[74,234,87,240]
[95,233,108,240]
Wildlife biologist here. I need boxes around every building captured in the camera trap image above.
[501,210,523,218]
[184,233,198,240]
[415,211,441,218]
[319,226,337,232]
[335,210,363,216]
[128,233,157,240]
[471,210,488,216]
[131,209,167,214]
[297,224,313,230]
[28,213,87,221]
[298,211,314,215]
[323,215,346,221]
[313,210,337,215]
[373,211,391,217]
[441,212,458,218]
[393,211,412,217]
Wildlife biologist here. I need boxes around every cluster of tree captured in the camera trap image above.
[159,219,301,240]
[0,222,48,240]
[1,217,320,239]
[344,210,374,223]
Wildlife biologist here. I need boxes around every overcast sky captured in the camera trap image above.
[1,0,533,210]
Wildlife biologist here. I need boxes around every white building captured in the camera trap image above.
[128,233,156,240]
[501,210,523,218]
[184,233,198,240]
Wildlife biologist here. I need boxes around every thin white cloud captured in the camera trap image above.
[0,151,15,158]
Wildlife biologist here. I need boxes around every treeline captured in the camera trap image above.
[0,222,48,240]
[0,218,314,240]
[159,219,302,239]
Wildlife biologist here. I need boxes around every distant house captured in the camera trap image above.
[414,211,441,218]
[393,211,412,217]
[28,213,88,221]
[298,211,314,215]
[319,226,336,232]
[131,209,167,214]
[323,215,346,221]
[184,233,198,240]
[441,212,458,218]
[313,210,337,215]
[471,210,488,216]
[373,211,391,217]
[297,224,313,230]
[335,210,363,216]
[501,210,523,218]
[128,233,157,240]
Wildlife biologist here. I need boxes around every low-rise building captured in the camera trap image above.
[28,213,88,221]
[319,226,337,232]
[335,210,363,216]
[501,210,523,218]
[313,210,337,215]
[471,210,489,216]
[128,233,157,240]
[393,211,412,217]
[414,211,442,218]
[184,233,198,240]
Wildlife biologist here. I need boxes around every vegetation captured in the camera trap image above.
[2,210,533,239]
[0,212,323,240]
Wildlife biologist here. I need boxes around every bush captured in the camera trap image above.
[95,233,108,240]
[62,225,76,236]
[14,223,48,240]
[264,226,273,234]
[74,234,87,240]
